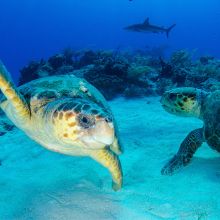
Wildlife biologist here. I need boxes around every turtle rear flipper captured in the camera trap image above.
[161,128,204,175]
[0,61,30,123]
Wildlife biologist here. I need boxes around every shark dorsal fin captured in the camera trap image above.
[143,18,149,25]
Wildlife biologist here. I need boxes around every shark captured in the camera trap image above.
[124,18,176,38]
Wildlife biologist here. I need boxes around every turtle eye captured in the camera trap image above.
[78,114,95,129]
[105,116,112,123]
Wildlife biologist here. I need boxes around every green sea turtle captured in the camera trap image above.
[160,87,220,175]
[0,61,123,191]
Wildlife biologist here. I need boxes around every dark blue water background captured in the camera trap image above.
[0,0,219,83]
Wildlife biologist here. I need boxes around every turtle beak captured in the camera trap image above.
[92,120,115,145]
[160,92,171,108]
[160,96,163,104]
[160,95,166,108]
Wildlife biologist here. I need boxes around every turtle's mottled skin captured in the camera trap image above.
[160,87,220,175]
[0,62,123,191]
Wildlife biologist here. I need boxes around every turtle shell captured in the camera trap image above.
[203,90,220,151]
[1,75,110,115]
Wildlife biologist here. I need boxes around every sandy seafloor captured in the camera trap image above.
[0,97,220,220]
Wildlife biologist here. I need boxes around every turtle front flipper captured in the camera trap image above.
[110,137,123,155]
[161,128,204,175]
[90,148,123,191]
[0,62,30,123]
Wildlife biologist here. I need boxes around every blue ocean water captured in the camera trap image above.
[0,0,220,82]
[1,1,220,219]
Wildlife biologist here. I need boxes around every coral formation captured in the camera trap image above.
[18,48,220,99]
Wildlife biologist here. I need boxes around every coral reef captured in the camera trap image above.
[19,48,220,99]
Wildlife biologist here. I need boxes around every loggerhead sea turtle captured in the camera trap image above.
[0,61,123,191]
[160,87,220,175]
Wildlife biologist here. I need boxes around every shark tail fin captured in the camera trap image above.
[166,24,176,38]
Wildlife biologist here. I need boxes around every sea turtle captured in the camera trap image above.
[160,87,220,175]
[0,61,123,191]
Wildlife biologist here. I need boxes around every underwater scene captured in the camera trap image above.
[0,0,220,219]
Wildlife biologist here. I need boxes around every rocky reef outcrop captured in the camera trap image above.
[19,48,220,100]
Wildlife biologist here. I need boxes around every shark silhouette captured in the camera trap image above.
[124,18,176,38]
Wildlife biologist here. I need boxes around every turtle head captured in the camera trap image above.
[50,99,116,150]
[160,87,204,118]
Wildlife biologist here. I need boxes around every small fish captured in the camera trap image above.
[124,18,176,38]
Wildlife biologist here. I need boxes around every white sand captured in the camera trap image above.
[0,97,219,220]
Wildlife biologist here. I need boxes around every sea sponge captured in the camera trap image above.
[127,64,155,79]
